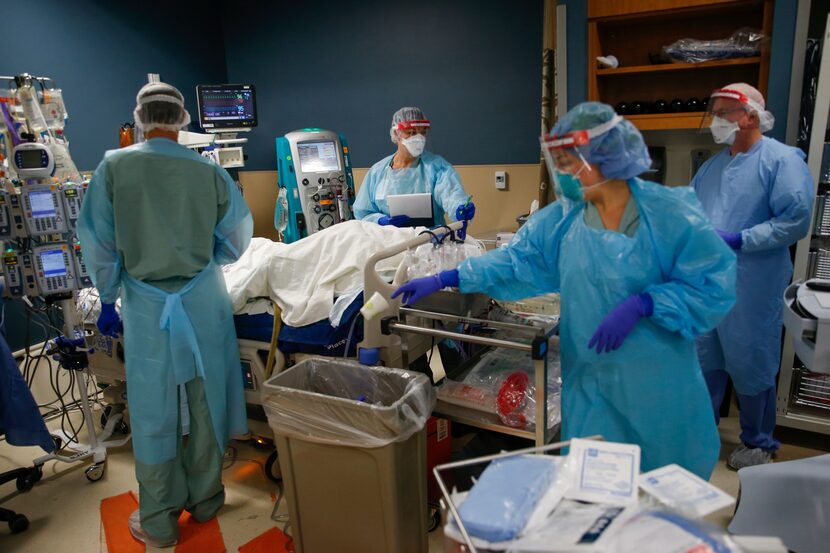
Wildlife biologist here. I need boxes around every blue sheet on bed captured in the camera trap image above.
[233,292,364,357]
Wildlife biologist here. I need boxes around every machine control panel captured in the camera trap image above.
[60,183,86,229]
[12,142,55,180]
[0,189,10,237]
[2,249,25,297]
[72,241,93,288]
[22,184,68,235]
[32,243,76,294]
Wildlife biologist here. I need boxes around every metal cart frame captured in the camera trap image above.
[359,221,560,446]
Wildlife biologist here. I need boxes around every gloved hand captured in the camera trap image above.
[392,269,460,305]
[588,293,653,354]
[716,229,743,250]
[455,201,476,222]
[378,214,411,227]
[97,302,122,338]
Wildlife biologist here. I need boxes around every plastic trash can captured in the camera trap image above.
[262,357,436,553]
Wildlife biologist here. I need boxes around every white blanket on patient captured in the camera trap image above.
[221,220,422,327]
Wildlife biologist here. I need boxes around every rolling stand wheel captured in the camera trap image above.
[9,513,29,533]
[264,450,282,483]
[85,462,105,482]
[15,472,37,492]
[428,503,442,533]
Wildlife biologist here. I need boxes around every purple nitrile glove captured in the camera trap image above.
[455,202,476,222]
[716,230,742,251]
[378,214,411,227]
[391,269,460,305]
[97,302,123,338]
[588,293,653,354]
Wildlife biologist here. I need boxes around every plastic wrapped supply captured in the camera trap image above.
[262,357,435,448]
[663,28,767,64]
[405,238,485,280]
[608,510,746,553]
[457,455,562,542]
[437,346,562,431]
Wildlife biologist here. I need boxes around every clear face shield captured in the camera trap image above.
[540,114,623,201]
[393,119,431,156]
[699,87,774,142]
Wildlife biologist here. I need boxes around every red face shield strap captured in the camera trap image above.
[541,130,590,150]
[711,88,751,104]
[396,119,431,131]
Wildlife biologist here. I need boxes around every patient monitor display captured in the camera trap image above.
[197,84,257,130]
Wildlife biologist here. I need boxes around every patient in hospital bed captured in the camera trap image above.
[79,220,483,355]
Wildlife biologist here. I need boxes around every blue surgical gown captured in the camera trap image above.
[77,139,253,465]
[692,137,813,396]
[0,331,55,453]
[458,179,737,478]
[353,151,470,226]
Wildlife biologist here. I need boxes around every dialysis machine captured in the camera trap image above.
[275,129,356,243]
[1,73,128,483]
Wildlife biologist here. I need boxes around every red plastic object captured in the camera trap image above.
[426,417,452,503]
[497,372,529,428]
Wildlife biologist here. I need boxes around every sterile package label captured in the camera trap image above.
[508,500,636,552]
[639,464,735,518]
[609,511,734,553]
[565,439,640,506]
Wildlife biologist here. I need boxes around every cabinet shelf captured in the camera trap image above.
[625,111,705,131]
[597,57,761,76]
[587,0,773,122]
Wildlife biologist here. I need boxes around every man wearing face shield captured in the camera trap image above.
[353,106,475,229]
[393,102,737,479]
[77,82,253,547]
[692,83,813,470]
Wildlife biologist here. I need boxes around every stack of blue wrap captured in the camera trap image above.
[457,455,558,542]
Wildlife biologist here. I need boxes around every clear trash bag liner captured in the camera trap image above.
[262,357,435,448]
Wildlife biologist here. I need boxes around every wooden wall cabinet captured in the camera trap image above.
[588,0,775,130]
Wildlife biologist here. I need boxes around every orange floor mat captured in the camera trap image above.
[101,491,145,553]
[100,491,227,553]
[237,527,293,553]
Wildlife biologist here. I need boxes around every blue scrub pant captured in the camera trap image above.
[704,370,780,452]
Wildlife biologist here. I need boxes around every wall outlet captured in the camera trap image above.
[495,170,508,190]
[691,149,712,176]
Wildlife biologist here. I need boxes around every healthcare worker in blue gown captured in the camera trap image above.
[78,82,253,548]
[353,106,476,229]
[692,83,813,470]
[394,102,737,479]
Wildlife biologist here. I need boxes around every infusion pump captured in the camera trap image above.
[1,181,91,298]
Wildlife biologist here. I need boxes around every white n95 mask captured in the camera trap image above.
[710,116,739,145]
[402,134,426,157]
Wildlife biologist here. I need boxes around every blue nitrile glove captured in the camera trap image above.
[97,302,122,338]
[392,269,460,305]
[456,201,476,222]
[716,229,742,251]
[588,293,653,354]
[378,214,411,227]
